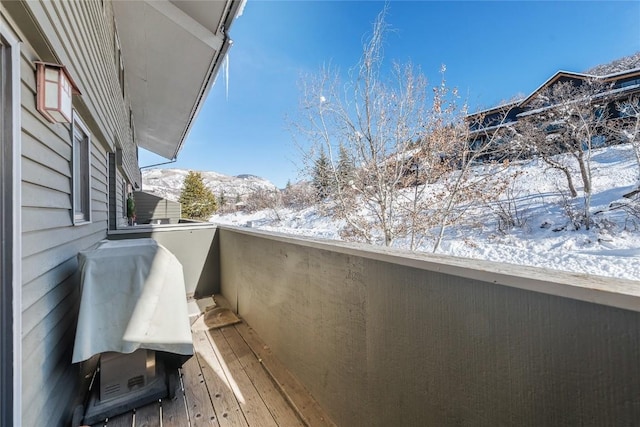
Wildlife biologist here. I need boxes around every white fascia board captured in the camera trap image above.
[173,36,232,159]
[145,0,224,51]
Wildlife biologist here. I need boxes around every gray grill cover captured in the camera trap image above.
[72,239,193,363]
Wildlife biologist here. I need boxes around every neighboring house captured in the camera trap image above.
[466,68,640,157]
[0,1,243,425]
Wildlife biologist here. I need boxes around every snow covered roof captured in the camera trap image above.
[467,66,640,124]
[598,67,640,80]
[518,71,596,107]
[467,100,522,118]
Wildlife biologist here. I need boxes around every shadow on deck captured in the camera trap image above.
[88,296,333,427]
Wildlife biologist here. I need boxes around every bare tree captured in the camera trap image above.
[282,181,316,209]
[395,68,466,250]
[490,170,529,233]
[425,100,520,252]
[516,78,614,229]
[293,6,518,251]
[293,6,437,246]
[611,95,640,182]
[245,188,283,221]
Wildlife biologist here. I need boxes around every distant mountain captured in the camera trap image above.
[585,51,640,76]
[141,168,278,202]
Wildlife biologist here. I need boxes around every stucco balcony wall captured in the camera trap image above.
[110,224,640,426]
[217,226,640,427]
[109,223,220,297]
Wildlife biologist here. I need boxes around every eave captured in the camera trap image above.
[112,0,244,160]
[466,100,522,120]
[518,70,596,108]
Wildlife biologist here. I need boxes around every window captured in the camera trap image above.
[115,31,124,98]
[617,99,639,118]
[122,181,127,218]
[72,113,91,223]
[129,108,135,146]
[615,78,640,89]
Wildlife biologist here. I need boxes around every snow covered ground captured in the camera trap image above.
[210,144,640,282]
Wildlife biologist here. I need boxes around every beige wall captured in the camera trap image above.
[218,226,640,426]
[109,224,220,297]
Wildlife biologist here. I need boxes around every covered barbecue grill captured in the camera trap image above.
[72,238,193,424]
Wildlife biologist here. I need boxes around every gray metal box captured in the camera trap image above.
[99,349,156,402]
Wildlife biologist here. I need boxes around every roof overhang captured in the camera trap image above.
[519,71,595,108]
[467,100,522,120]
[112,0,244,160]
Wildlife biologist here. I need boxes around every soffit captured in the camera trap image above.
[112,0,232,159]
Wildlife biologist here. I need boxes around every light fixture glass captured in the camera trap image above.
[35,61,81,123]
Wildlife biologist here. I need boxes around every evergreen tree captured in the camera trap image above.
[179,171,217,220]
[312,148,331,199]
[336,142,354,190]
[218,190,226,208]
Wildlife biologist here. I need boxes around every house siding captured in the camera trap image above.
[108,152,117,229]
[108,152,132,230]
[116,173,128,228]
[0,0,138,425]
[133,191,182,224]
[20,54,106,427]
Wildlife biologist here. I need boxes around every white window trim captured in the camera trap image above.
[71,112,92,225]
[0,15,22,427]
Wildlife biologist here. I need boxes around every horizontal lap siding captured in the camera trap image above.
[107,152,130,230]
[116,173,128,228]
[16,1,135,425]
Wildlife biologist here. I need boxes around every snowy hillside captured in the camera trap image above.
[211,144,640,282]
[142,168,277,202]
[586,51,640,76]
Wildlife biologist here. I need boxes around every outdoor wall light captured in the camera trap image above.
[35,61,81,123]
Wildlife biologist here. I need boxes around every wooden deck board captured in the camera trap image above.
[220,326,305,427]
[103,411,133,427]
[235,322,336,427]
[207,328,278,427]
[193,330,249,427]
[133,401,160,427]
[82,297,333,426]
[181,354,221,426]
[160,368,188,426]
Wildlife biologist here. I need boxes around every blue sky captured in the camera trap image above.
[139,0,640,188]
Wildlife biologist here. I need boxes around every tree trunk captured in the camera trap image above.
[577,151,592,229]
[563,168,578,198]
[577,153,591,195]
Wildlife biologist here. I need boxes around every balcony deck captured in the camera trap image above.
[103,226,640,426]
[88,296,332,427]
